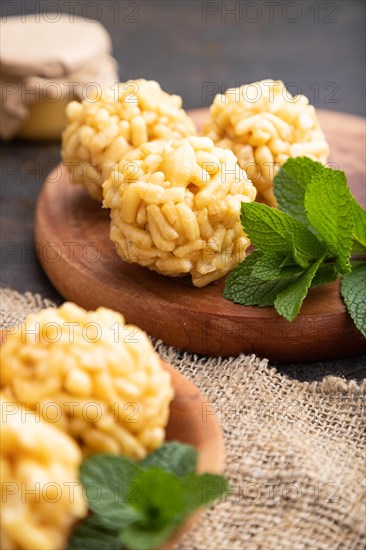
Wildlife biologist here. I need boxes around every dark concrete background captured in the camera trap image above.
[1,0,365,378]
[114,0,366,116]
[1,1,365,113]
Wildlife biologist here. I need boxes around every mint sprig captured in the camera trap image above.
[68,516,122,550]
[224,251,297,307]
[139,439,197,476]
[274,156,324,228]
[341,262,366,338]
[274,256,324,321]
[224,157,366,333]
[351,197,366,251]
[240,202,325,267]
[68,442,229,550]
[305,169,354,273]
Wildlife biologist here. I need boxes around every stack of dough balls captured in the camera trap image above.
[0,302,173,549]
[103,136,257,287]
[0,394,86,550]
[62,79,196,201]
[202,79,329,205]
[0,302,173,460]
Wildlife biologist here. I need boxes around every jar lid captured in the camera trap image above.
[0,14,113,79]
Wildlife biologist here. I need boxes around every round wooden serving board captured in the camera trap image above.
[35,109,366,361]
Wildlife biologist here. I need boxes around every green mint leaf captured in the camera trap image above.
[274,257,324,321]
[224,251,295,306]
[311,263,339,287]
[341,263,366,338]
[80,455,142,530]
[181,473,229,514]
[140,441,197,477]
[274,156,325,227]
[305,168,354,274]
[252,253,305,281]
[76,445,229,550]
[351,197,366,250]
[121,471,229,550]
[67,515,123,550]
[127,469,185,527]
[120,523,175,550]
[352,241,366,254]
[120,469,185,549]
[241,202,324,268]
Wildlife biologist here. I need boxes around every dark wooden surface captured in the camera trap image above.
[1,1,365,377]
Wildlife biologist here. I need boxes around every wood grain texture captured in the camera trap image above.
[35,109,366,361]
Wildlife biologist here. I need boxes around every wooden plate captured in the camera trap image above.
[35,109,366,361]
[161,359,224,549]
[0,330,224,549]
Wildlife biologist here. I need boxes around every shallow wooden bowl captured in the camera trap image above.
[0,330,224,548]
[34,109,366,361]
[161,359,224,548]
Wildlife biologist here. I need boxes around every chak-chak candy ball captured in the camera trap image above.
[0,394,86,550]
[0,302,173,460]
[62,79,196,201]
[103,136,257,287]
[202,80,329,205]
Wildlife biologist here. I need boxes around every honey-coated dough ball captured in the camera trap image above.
[202,80,329,205]
[0,302,173,460]
[0,394,86,550]
[103,136,257,287]
[62,79,196,200]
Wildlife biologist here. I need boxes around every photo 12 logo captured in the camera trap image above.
[1,1,140,24]
[201,2,340,24]
[201,81,340,105]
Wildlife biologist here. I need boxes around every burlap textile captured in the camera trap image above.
[1,287,365,550]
